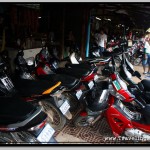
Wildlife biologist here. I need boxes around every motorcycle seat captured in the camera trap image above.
[55,67,92,79]
[65,62,97,72]
[140,79,150,92]
[0,96,35,125]
[84,57,111,63]
[13,79,61,97]
[38,74,81,90]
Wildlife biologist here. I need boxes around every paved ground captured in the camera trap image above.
[54,64,150,144]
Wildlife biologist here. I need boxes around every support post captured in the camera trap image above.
[85,11,91,58]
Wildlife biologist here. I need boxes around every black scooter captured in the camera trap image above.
[0,95,57,144]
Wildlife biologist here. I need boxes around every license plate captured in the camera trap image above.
[76,90,82,100]
[94,75,99,81]
[113,80,121,91]
[1,77,14,90]
[59,101,70,115]
[88,81,94,89]
[37,123,55,143]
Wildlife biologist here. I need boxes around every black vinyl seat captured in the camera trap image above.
[13,78,60,97]
[85,56,111,63]
[55,67,92,79]
[65,62,97,72]
[141,79,150,92]
[0,96,35,125]
[38,74,80,90]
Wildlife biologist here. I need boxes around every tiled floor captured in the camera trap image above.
[55,64,149,144]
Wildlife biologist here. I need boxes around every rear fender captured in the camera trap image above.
[46,96,72,120]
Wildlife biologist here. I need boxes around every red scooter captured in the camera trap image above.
[34,48,100,92]
[74,54,150,142]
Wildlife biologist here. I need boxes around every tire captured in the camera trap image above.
[133,58,142,66]
[74,116,93,127]
[10,132,39,144]
[40,100,67,130]
[63,92,79,112]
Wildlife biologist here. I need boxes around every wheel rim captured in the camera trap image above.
[41,101,62,129]
[134,58,141,65]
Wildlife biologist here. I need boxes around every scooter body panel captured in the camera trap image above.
[105,95,133,137]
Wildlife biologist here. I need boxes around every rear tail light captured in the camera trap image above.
[81,73,95,82]
[23,97,35,102]
[28,119,47,131]
[80,111,88,117]
[75,84,86,91]
[0,126,16,132]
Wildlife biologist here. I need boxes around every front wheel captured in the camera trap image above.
[97,66,107,80]
[39,100,67,131]
[74,116,94,127]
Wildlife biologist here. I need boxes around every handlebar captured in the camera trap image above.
[134,98,146,109]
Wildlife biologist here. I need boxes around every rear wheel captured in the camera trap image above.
[133,58,142,66]
[63,92,79,112]
[40,100,67,131]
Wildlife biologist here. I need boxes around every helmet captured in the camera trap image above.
[146,28,150,33]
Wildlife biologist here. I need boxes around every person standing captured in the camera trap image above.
[94,28,107,56]
[142,30,150,74]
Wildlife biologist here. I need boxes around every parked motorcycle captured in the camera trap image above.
[0,55,72,131]
[117,51,150,105]
[14,49,87,112]
[132,48,144,66]
[0,95,57,144]
[14,49,107,130]
[74,53,150,142]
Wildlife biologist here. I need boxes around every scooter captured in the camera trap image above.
[35,48,111,92]
[14,50,106,129]
[116,51,150,105]
[74,54,150,142]
[0,96,57,144]
[0,55,72,131]
[14,49,88,112]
